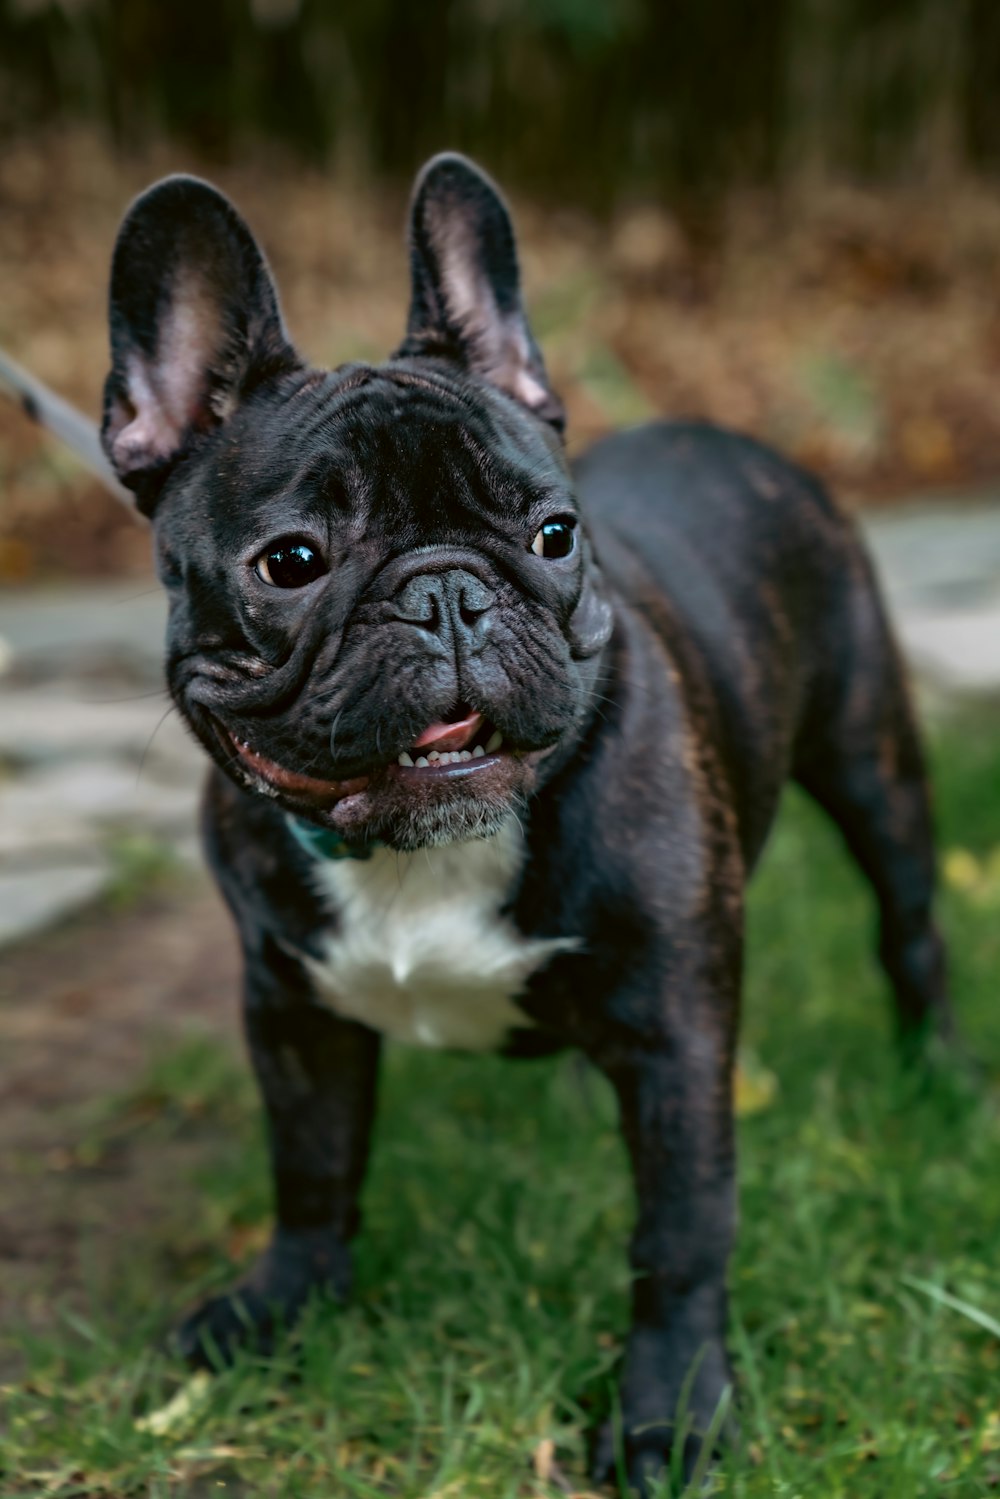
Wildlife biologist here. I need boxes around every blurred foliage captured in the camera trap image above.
[6,122,1000,582]
[3,1,1000,581]
[0,0,997,210]
[104,832,182,910]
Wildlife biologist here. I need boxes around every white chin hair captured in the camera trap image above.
[376,797,516,852]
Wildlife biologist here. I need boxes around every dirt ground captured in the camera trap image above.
[0,876,241,1377]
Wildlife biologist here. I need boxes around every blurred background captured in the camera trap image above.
[3,0,1000,578]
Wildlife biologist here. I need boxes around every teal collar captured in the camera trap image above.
[285,814,380,862]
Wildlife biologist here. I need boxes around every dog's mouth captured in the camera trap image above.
[397,708,505,769]
[216,707,513,809]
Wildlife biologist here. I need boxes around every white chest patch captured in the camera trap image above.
[303,819,578,1051]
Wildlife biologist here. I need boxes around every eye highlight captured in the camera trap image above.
[254,538,328,589]
[530,517,577,559]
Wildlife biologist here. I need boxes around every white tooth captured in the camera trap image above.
[427,750,441,762]
[459,750,472,761]
[485,730,503,754]
[415,756,429,767]
[398,751,414,767]
[472,744,485,757]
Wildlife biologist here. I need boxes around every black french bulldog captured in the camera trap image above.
[100,154,952,1491]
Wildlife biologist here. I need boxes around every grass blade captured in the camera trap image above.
[901,1275,1000,1339]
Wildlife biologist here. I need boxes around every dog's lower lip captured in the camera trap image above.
[387,752,505,781]
[219,725,369,803]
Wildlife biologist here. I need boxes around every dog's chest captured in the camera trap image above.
[304,821,576,1051]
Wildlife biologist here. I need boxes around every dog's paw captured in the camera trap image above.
[173,1225,352,1368]
[590,1346,733,1496]
[175,1283,285,1367]
[590,1418,711,1496]
[896,1022,986,1109]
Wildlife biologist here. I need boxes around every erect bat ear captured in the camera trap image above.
[101,175,299,513]
[395,153,564,433]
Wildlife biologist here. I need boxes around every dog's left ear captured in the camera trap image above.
[397,153,564,432]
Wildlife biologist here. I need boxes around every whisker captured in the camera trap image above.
[329,709,343,761]
[85,688,169,704]
[135,703,180,789]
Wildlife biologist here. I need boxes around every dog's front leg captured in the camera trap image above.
[177,940,380,1366]
[590,1004,737,1493]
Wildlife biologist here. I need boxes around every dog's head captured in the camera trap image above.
[101,155,613,850]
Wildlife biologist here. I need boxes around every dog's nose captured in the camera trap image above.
[390,568,495,646]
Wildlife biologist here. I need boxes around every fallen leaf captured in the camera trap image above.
[943,848,980,891]
[533,1436,555,1481]
[734,1055,778,1117]
[135,1371,212,1436]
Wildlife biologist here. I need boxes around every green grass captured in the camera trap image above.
[5,713,1000,1497]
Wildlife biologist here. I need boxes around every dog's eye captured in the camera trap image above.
[254,539,327,589]
[530,518,577,559]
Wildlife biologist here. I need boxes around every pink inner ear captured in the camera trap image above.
[109,271,227,474]
[110,355,187,474]
[434,225,551,415]
[510,366,550,413]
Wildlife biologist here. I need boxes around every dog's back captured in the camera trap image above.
[575,419,892,866]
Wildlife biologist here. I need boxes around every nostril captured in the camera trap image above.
[392,574,444,631]
[456,576,495,626]
[459,599,485,626]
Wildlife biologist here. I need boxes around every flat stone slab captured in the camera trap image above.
[0,865,110,947]
[0,582,165,676]
[862,500,1000,612]
[863,498,1000,694]
[0,761,201,858]
[0,688,200,773]
[888,603,1000,692]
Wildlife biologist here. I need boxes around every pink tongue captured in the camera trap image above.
[411,710,485,754]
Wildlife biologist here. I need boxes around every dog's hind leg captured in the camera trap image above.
[793,565,954,1055]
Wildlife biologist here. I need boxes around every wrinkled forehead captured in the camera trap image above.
[231,363,568,509]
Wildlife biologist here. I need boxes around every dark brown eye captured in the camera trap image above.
[530,518,577,559]
[255,539,327,589]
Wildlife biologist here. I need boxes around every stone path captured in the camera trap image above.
[862,497,1000,693]
[0,581,202,946]
[1,496,999,948]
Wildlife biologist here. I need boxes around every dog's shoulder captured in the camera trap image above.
[302,818,579,1050]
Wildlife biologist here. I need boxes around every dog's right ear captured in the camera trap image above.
[397,154,564,432]
[102,175,298,515]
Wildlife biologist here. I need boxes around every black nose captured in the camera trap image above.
[390,568,495,648]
